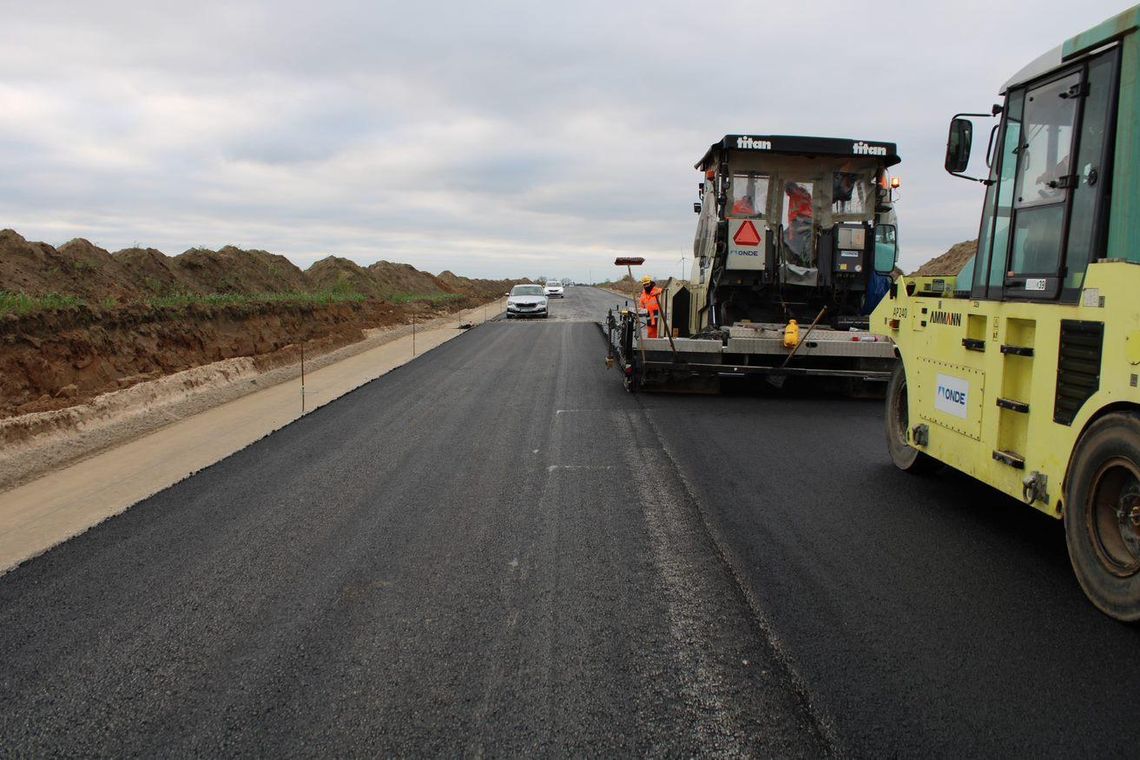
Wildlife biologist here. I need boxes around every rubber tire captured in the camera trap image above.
[885,362,938,474]
[1064,413,1140,622]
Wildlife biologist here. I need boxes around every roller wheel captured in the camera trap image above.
[1065,413,1140,621]
[885,362,937,474]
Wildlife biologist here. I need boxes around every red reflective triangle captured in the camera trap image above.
[733,220,761,247]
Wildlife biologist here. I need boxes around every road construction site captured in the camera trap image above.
[2,286,1138,757]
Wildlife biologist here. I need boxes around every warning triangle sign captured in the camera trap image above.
[733,220,761,247]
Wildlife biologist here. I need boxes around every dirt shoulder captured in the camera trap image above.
[0,300,502,495]
[1,298,457,417]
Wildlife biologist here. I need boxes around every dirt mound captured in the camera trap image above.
[0,230,65,296]
[4,232,517,303]
[438,271,520,300]
[367,260,452,299]
[307,256,386,298]
[111,246,203,296]
[911,240,977,277]
[438,270,482,296]
[597,274,642,296]
[0,230,140,302]
[170,246,309,295]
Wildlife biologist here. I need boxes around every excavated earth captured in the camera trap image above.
[910,239,977,276]
[0,229,519,419]
[0,300,406,417]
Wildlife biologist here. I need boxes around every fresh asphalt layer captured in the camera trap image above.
[644,385,1140,757]
[0,288,828,757]
[3,286,1138,757]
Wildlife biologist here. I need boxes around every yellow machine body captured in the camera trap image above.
[875,262,1140,517]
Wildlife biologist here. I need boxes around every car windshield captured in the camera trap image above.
[512,285,544,296]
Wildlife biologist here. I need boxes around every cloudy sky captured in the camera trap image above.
[0,0,1128,281]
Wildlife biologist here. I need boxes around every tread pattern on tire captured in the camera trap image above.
[1064,411,1140,622]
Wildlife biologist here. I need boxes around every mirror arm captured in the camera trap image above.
[949,171,995,186]
[952,110,998,120]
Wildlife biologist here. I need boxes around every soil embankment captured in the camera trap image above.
[3,299,400,416]
[911,240,977,276]
[0,229,520,418]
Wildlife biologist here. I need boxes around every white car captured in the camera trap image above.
[544,282,565,298]
[506,284,548,319]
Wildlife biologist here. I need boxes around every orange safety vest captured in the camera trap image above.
[639,287,662,332]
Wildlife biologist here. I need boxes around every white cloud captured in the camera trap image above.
[0,0,1129,281]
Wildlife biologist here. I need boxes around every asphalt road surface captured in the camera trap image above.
[3,286,1138,757]
[0,287,828,757]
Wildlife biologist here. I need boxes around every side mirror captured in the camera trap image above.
[874,224,898,275]
[945,118,973,174]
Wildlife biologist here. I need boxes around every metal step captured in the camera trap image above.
[992,449,1026,469]
[996,397,1030,414]
[1000,344,1035,357]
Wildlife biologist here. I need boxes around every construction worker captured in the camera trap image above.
[638,275,663,338]
[731,174,759,216]
[784,181,815,267]
[731,193,756,216]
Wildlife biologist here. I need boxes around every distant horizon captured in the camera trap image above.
[4,224,978,284]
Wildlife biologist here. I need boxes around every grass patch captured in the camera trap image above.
[391,293,464,304]
[0,291,84,315]
[0,288,433,315]
[146,290,368,309]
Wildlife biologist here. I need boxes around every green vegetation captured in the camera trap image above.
[0,291,84,315]
[0,289,369,315]
[391,293,464,304]
[146,290,368,308]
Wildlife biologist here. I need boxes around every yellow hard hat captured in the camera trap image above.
[640,275,653,285]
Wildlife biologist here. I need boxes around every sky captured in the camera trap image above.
[0,0,1130,282]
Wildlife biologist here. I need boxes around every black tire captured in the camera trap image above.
[885,362,938,474]
[1064,413,1140,621]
